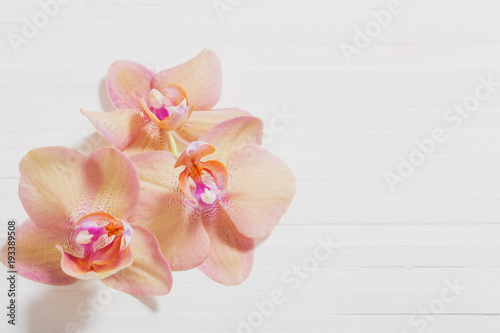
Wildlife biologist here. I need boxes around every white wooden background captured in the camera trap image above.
[1,0,500,332]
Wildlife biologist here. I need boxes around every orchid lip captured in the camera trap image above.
[66,212,133,271]
[176,141,229,205]
[139,86,193,131]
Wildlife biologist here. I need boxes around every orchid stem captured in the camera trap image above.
[168,132,179,157]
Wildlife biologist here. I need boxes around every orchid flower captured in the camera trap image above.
[1,147,172,296]
[127,116,296,285]
[81,49,249,155]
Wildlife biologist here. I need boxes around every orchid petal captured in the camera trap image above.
[198,116,263,165]
[222,146,296,238]
[57,243,133,280]
[19,147,96,229]
[87,147,140,219]
[90,236,123,265]
[175,141,215,168]
[173,108,250,144]
[142,99,194,131]
[202,160,228,191]
[19,147,140,229]
[122,120,172,156]
[178,169,197,203]
[198,204,254,285]
[1,220,76,286]
[151,49,222,110]
[128,151,180,189]
[81,108,147,151]
[165,83,188,106]
[107,60,154,110]
[129,152,210,270]
[102,224,173,296]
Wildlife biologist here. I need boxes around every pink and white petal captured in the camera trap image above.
[107,60,154,110]
[19,147,99,229]
[198,116,263,165]
[81,108,147,151]
[223,146,296,238]
[1,220,76,286]
[88,147,140,218]
[199,204,254,285]
[151,49,222,111]
[129,188,208,270]
[102,224,173,296]
[122,121,172,156]
[173,108,250,144]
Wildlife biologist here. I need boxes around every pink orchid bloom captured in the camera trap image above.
[128,116,296,285]
[1,147,172,296]
[81,49,249,155]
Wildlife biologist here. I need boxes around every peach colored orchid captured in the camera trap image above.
[1,147,172,296]
[81,49,249,155]
[128,116,296,285]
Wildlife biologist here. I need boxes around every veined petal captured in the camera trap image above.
[198,116,263,165]
[1,220,76,286]
[19,147,97,229]
[199,204,254,285]
[128,151,180,189]
[81,108,147,151]
[174,108,250,144]
[88,147,140,218]
[107,60,154,110]
[129,152,210,270]
[102,224,173,296]
[19,147,140,229]
[122,120,172,156]
[222,146,296,238]
[151,49,222,111]
[129,188,209,271]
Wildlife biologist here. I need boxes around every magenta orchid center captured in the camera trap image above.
[148,89,176,121]
[139,84,194,131]
[175,141,229,205]
[68,212,133,268]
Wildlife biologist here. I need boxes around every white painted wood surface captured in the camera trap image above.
[1,0,500,332]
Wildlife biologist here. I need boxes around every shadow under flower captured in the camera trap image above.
[27,279,160,333]
[27,280,97,333]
